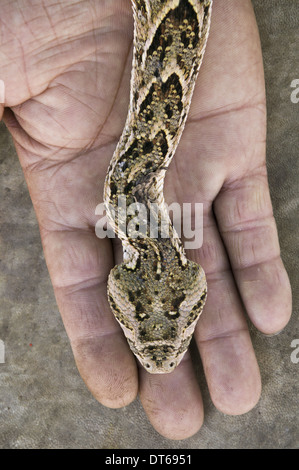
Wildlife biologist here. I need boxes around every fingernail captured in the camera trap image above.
[261,328,285,338]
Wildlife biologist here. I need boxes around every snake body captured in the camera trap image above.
[104,0,212,373]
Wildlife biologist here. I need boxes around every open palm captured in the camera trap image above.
[1,0,291,439]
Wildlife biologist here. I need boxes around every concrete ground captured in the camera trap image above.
[0,0,298,448]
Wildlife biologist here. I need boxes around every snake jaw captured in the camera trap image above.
[137,349,183,374]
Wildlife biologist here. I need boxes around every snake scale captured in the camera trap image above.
[103,0,212,373]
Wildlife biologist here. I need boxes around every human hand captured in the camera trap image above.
[0,0,291,440]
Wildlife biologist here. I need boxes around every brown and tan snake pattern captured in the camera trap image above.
[104,0,212,373]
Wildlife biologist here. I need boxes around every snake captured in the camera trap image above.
[103,0,212,373]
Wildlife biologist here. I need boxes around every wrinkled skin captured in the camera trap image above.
[0,0,292,440]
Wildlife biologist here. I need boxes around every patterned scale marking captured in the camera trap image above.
[103,0,212,373]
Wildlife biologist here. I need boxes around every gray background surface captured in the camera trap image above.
[0,0,298,449]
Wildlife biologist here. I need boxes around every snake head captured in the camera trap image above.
[107,254,207,374]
